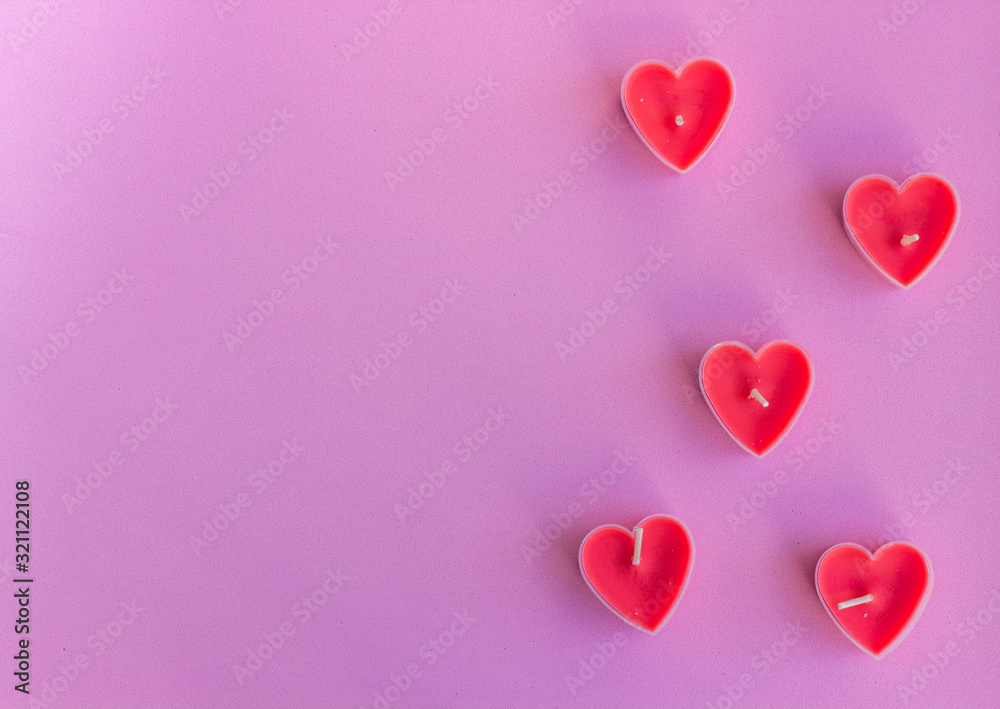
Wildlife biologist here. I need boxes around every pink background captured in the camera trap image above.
[2,1,999,707]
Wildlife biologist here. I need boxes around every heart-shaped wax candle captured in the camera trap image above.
[579,514,694,634]
[816,542,933,657]
[699,340,813,457]
[621,58,734,173]
[842,173,960,288]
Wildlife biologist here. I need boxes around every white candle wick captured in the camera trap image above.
[675,115,684,126]
[749,388,769,407]
[901,233,920,246]
[837,594,874,610]
[632,527,643,566]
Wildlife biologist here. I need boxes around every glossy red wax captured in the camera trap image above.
[816,542,932,657]
[579,515,693,634]
[699,340,813,457]
[843,173,959,287]
[621,58,733,172]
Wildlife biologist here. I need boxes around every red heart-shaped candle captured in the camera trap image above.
[842,173,960,288]
[816,542,933,657]
[579,514,694,634]
[699,340,813,457]
[621,58,734,173]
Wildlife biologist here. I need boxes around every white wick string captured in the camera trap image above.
[838,594,874,610]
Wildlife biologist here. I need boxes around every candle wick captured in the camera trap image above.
[901,233,920,246]
[837,594,874,610]
[675,115,684,126]
[632,527,643,566]
[749,388,769,408]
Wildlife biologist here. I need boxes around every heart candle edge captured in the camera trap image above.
[698,340,815,458]
[814,541,934,659]
[841,172,961,289]
[620,57,735,174]
[578,513,696,635]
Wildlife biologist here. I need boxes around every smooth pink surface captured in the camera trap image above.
[2,1,999,707]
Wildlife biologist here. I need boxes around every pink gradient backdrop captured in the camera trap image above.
[2,1,999,707]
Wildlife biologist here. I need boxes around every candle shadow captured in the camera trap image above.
[572,5,692,77]
[568,4,718,183]
[777,175,905,295]
[825,187,846,226]
[801,102,948,290]
[647,272,800,466]
[797,94,919,183]
[510,439,683,632]
[654,341,758,466]
[555,511,683,635]
[822,180,883,277]
[792,107,925,291]
[771,456,900,590]
[727,456,906,651]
